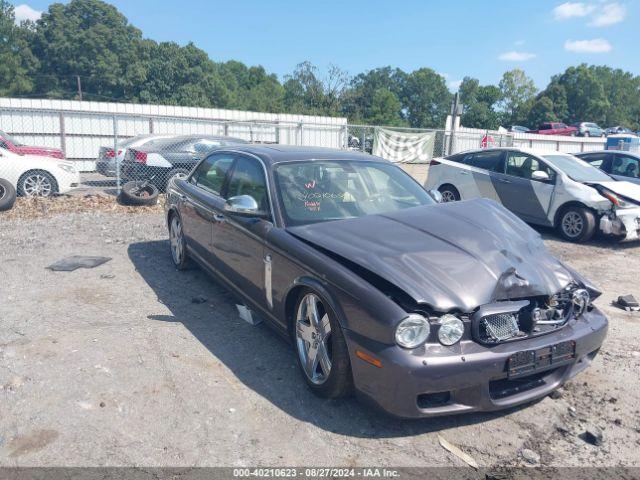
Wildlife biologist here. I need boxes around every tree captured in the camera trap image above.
[0,1,39,96]
[282,61,348,116]
[527,96,558,127]
[367,89,405,126]
[498,69,537,124]
[458,77,501,128]
[547,64,609,124]
[342,66,406,122]
[400,68,451,128]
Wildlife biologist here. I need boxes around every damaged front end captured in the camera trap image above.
[592,184,640,241]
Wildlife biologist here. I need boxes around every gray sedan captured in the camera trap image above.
[575,150,640,185]
[164,145,607,418]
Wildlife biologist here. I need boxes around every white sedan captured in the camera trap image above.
[0,148,80,197]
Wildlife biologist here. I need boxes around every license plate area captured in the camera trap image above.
[507,341,575,379]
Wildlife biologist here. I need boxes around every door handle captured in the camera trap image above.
[213,213,226,222]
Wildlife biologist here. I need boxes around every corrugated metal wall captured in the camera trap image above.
[0,98,348,171]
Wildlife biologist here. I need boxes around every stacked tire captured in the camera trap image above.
[0,178,17,212]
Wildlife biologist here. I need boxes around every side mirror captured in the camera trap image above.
[532,170,550,182]
[224,195,267,217]
[429,189,444,203]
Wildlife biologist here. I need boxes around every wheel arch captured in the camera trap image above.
[283,277,347,336]
[553,201,599,227]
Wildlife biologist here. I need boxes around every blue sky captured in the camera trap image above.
[13,0,640,90]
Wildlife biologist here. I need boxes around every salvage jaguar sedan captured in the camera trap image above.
[165,145,608,418]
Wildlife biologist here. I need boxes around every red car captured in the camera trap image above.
[530,122,578,136]
[0,130,65,159]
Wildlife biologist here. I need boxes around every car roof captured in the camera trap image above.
[448,146,576,158]
[217,144,387,166]
[576,150,640,157]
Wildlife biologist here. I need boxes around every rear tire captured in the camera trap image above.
[0,179,17,211]
[557,206,596,243]
[438,184,460,202]
[292,289,353,399]
[119,181,159,206]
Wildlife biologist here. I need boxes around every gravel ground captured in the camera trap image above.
[0,204,639,468]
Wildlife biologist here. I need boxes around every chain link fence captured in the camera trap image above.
[0,104,521,205]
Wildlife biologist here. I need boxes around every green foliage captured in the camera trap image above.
[401,68,451,128]
[1,0,640,131]
[498,69,537,125]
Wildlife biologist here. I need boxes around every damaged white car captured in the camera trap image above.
[426,147,640,242]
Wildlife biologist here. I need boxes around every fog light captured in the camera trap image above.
[572,289,590,316]
[395,314,430,349]
[438,314,464,346]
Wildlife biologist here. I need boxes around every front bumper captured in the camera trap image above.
[600,207,640,241]
[56,170,81,194]
[345,307,608,418]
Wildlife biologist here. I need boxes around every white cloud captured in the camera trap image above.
[498,51,537,61]
[13,4,42,23]
[448,79,463,91]
[589,3,626,27]
[553,2,595,20]
[564,38,613,53]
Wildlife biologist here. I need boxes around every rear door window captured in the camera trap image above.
[191,154,235,195]
[464,151,505,172]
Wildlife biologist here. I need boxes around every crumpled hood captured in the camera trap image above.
[287,199,575,313]
[587,180,640,203]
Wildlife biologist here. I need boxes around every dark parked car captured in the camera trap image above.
[121,134,249,189]
[572,122,605,137]
[164,145,607,418]
[575,150,640,185]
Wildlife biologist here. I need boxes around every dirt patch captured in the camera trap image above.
[1,194,163,220]
[8,430,59,458]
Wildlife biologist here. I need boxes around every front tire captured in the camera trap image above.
[169,213,190,270]
[292,289,353,398]
[18,170,57,197]
[557,206,596,243]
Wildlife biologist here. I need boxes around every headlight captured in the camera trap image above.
[58,164,76,174]
[395,314,430,349]
[600,189,628,208]
[572,288,590,316]
[437,314,465,346]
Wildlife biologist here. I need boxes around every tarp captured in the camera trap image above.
[372,127,436,163]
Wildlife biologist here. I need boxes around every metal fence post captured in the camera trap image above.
[343,124,348,149]
[299,122,304,146]
[113,115,120,195]
[59,112,66,158]
[149,117,154,134]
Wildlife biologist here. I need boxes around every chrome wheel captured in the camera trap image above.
[169,216,184,265]
[23,173,53,197]
[440,190,457,203]
[561,211,584,238]
[296,293,332,385]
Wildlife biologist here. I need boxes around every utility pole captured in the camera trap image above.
[76,75,83,101]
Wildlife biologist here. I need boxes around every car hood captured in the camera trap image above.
[587,180,640,203]
[287,199,575,313]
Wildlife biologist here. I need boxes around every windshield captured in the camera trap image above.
[543,154,612,182]
[274,160,434,226]
[0,130,24,146]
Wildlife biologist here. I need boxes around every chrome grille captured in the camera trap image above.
[482,313,520,342]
